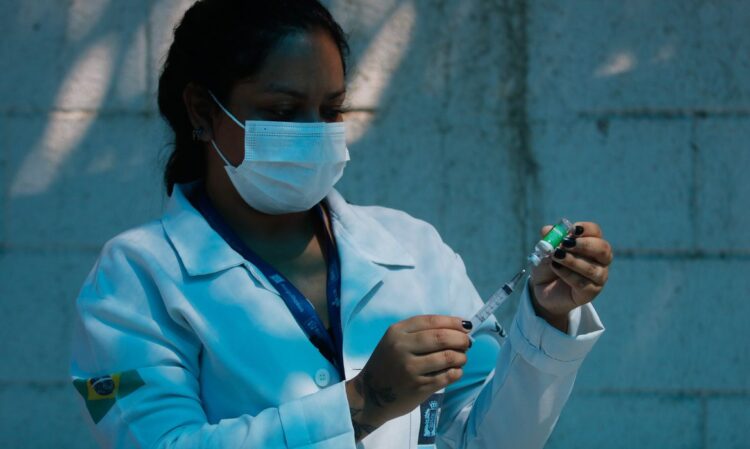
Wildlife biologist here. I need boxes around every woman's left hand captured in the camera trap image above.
[529,221,613,332]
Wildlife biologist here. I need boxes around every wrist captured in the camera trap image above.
[529,282,570,333]
[345,376,386,441]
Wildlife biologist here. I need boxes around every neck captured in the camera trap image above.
[204,177,318,262]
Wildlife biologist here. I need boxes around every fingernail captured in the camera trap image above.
[551,261,562,269]
[468,338,473,349]
[574,225,584,236]
[562,237,576,248]
[554,248,567,259]
[462,320,473,330]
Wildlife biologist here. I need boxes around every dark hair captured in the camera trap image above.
[158,0,350,196]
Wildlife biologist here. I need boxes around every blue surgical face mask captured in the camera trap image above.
[208,90,350,215]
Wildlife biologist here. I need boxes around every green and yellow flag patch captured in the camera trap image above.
[73,370,145,424]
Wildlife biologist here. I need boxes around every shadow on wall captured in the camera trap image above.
[5,0,679,271]
[3,0,694,384]
[4,0,711,370]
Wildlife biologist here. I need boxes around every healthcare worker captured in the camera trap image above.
[69,0,613,448]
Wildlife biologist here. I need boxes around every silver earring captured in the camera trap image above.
[192,127,204,141]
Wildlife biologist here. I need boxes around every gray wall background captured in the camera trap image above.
[1,0,748,447]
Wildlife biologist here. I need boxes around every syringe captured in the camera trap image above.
[467,218,574,335]
[468,269,527,334]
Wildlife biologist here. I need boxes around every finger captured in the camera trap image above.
[549,262,604,302]
[422,367,463,389]
[552,249,608,287]
[572,221,603,238]
[562,236,614,266]
[540,225,553,237]
[408,329,472,354]
[399,315,470,334]
[415,350,468,376]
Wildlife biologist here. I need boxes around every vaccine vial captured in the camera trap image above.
[527,218,574,266]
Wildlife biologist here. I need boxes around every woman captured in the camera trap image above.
[69,1,611,448]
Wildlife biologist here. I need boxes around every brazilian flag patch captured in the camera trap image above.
[73,370,145,424]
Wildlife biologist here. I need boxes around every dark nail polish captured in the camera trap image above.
[562,237,576,248]
[468,339,473,348]
[551,261,562,269]
[462,320,473,330]
[554,248,566,259]
[574,225,584,236]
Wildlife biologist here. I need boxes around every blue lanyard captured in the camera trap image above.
[194,189,345,380]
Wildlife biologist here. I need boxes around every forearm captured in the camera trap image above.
[345,376,384,443]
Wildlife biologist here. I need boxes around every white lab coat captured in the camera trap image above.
[69,181,604,449]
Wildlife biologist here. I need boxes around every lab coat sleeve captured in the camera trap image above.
[436,251,605,449]
[69,239,356,449]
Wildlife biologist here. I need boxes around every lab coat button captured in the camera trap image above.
[315,368,330,387]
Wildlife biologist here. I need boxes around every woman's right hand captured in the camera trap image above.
[345,315,472,441]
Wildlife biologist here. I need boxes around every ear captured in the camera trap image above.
[183,82,217,142]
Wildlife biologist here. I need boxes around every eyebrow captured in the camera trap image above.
[263,83,347,100]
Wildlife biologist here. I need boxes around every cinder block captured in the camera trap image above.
[0,0,149,112]
[529,0,750,119]
[439,123,525,302]
[694,118,750,252]
[1,122,7,243]
[0,251,97,382]
[6,113,168,248]
[334,0,515,119]
[575,259,750,391]
[546,394,702,449]
[707,397,750,449]
[530,119,693,251]
[0,383,99,449]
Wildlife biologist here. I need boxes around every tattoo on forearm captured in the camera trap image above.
[363,371,396,407]
[350,405,377,440]
[354,375,365,397]
[349,373,392,441]
[352,419,378,441]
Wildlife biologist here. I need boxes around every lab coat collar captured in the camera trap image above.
[323,188,415,269]
[161,182,415,278]
[161,181,246,277]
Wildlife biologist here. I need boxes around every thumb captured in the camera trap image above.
[540,225,553,237]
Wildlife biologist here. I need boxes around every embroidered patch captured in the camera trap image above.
[72,370,145,424]
[417,391,444,448]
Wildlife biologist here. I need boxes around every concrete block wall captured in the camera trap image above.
[0,0,746,447]
[524,1,750,448]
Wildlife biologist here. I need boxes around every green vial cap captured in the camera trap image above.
[542,218,574,248]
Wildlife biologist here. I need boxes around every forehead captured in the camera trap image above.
[233,29,345,99]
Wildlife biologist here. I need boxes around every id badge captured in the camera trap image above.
[417,390,444,448]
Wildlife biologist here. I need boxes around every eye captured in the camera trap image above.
[321,106,345,122]
[264,108,296,121]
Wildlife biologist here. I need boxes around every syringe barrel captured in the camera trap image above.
[469,315,484,332]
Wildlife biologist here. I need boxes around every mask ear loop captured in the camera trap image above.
[207,90,245,129]
[206,90,245,167]
[210,139,233,167]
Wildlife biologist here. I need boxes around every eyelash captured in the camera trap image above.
[265,107,346,121]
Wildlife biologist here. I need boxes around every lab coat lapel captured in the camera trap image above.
[325,189,416,329]
[161,182,279,294]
